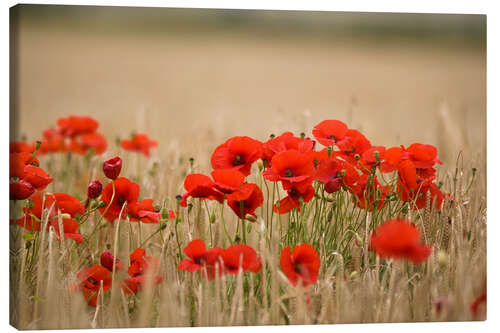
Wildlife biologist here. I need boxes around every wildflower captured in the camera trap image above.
[102,156,122,180]
[10,152,40,179]
[211,169,245,194]
[349,174,391,211]
[335,129,372,164]
[315,157,359,193]
[221,244,262,274]
[406,143,442,169]
[100,250,123,272]
[273,184,315,214]
[312,120,349,147]
[178,239,224,280]
[10,179,35,201]
[38,129,65,154]
[121,133,158,157]
[263,150,315,193]
[87,180,103,199]
[122,248,162,294]
[280,244,320,287]
[226,183,264,219]
[262,132,315,166]
[128,199,161,224]
[99,177,140,221]
[68,132,107,155]
[21,165,53,190]
[179,173,224,207]
[76,265,112,307]
[370,219,432,263]
[57,115,99,138]
[211,136,263,176]
[10,141,34,153]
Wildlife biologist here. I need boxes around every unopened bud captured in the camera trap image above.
[437,250,448,269]
[257,160,264,172]
[59,213,71,220]
[103,156,122,180]
[87,180,103,199]
[209,212,216,224]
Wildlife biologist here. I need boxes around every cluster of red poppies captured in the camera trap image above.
[14,115,158,158]
[180,119,445,217]
[75,248,162,307]
[10,143,53,201]
[178,239,321,288]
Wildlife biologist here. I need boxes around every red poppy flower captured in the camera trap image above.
[312,120,349,147]
[10,179,35,200]
[379,146,405,173]
[21,165,53,190]
[10,152,40,179]
[14,193,85,240]
[100,250,123,272]
[370,219,432,263]
[76,265,112,307]
[180,173,224,207]
[121,133,158,157]
[57,115,99,138]
[221,244,262,274]
[349,174,391,211]
[273,184,315,215]
[122,248,162,294]
[406,143,442,169]
[226,183,264,219]
[10,142,34,153]
[38,129,66,154]
[335,129,372,164]
[280,244,320,287]
[177,239,225,280]
[128,199,161,224]
[211,136,263,176]
[103,156,122,180]
[99,177,140,222]
[211,169,245,194]
[50,218,83,243]
[69,132,108,155]
[262,132,315,166]
[360,146,386,168]
[315,157,359,193]
[263,150,315,193]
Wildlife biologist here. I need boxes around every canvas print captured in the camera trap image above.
[9,4,486,329]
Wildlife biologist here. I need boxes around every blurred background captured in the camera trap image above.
[10,5,486,171]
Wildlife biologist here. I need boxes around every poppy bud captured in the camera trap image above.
[59,213,71,220]
[257,160,264,171]
[100,250,122,272]
[437,250,448,269]
[35,140,42,151]
[87,180,103,199]
[209,212,216,224]
[175,195,182,203]
[245,215,256,222]
[103,156,122,180]
[161,207,169,220]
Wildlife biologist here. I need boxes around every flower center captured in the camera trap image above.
[294,263,303,273]
[87,277,98,285]
[194,257,206,265]
[329,135,337,141]
[116,195,126,207]
[284,168,294,178]
[233,154,245,166]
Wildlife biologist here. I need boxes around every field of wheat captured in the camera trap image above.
[9,6,486,330]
